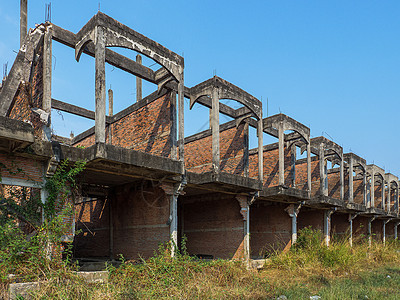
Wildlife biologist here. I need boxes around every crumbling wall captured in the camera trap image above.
[182,194,245,259]
[185,124,247,175]
[75,93,174,158]
[7,40,45,139]
[250,202,291,258]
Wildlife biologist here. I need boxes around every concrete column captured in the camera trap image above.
[340,157,344,201]
[368,217,376,247]
[170,90,178,160]
[237,196,250,262]
[324,209,334,246]
[109,197,113,260]
[136,54,142,102]
[319,147,327,196]
[243,122,249,177]
[257,116,263,182]
[285,204,301,245]
[387,183,391,212]
[95,26,106,144]
[363,172,367,206]
[371,172,375,208]
[178,78,184,163]
[396,184,399,214]
[43,27,52,113]
[395,222,399,240]
[291,145,296,187]
[108,88,113,144]
[348,213,358,247]
[278,122,284,186]
[20,0,27,47]
[211,87,220,172]
[307,143,312,196]
[383,220,390,244]
[349,159,354,202]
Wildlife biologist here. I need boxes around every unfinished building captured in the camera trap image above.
[0,3,399,264]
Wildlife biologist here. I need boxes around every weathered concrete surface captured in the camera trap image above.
[9,281,40,300]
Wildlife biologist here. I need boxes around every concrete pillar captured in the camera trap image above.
[211,87,220,172]
[109,197,113,260]
[42,25,52,141]
[348,213,358,247]
[243,122,249,177]
[170,90,178,160]
[285,204,301,245]
[278,122,284,186]
[387,182,391,212]
[340,157,344,201]
[162,180,186,257]
[95,26,106,144]
[383,219,390,244]
[319,147,327,196]
[324,209,334,246]
[307,143,312,196]
[368,217,376,247]
[349,159,354,202]
[382,181,386,210]
[178,77,184,163]
[363,171,367,206]
[20,0,27,47]
[257,117,263,182]
[108,88,113,144]
[371,172,375,208]
[395,222,399,240]
[237,196,250,262]
[291,145,296,187]
[136,54,142,102]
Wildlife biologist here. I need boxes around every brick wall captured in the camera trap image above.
[374,184,384,209]
[181,194,245,259]
[250,202,291,258]
[74,197,110,258]
[75,92,174,158]
[353,177,364,204]
[331,213,349,238]
[111,183,170,260]
[298,209,324,231]
[353,216,369,239]
[248,145,294,188]
[327,171,341,199]
[0,153,44,183]
[296,159,320,196]
[185,124,247,175]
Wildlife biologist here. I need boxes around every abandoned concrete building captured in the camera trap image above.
[0,4,399,264]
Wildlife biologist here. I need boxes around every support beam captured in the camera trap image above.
[178,79,185,164]
[383,219,391,244]
[349,158,354,202]
[368,216,376,247]
[340,157,344,201]
[136,54,142,102]
[348,213,358,247]
[237,196,250,263]
[324,209,335,246]
[170,90,177,160]
[319,147,327,196]
[257,117,263,182]
[307,143,311,196]
[371,173,375,208]
[95,26,106,144]
[395,222,400,240]
[20,0,27,47]
[363,172,367,206]
[387,183,391,212]
[211,87,220,172]
[285,203,302,245]
[278,122,284,186]
[243,122,249,177]
[108,88,113,144]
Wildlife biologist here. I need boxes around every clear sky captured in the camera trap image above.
[1,1,399,176]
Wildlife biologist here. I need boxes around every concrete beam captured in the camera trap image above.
[95,26,106,143]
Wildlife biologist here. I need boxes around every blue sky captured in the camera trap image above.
[1,1,399,176]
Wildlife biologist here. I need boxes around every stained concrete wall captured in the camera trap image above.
[181,194,245,259]
[250,202,291,258]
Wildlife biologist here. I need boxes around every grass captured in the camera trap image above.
[5,228,400,299]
